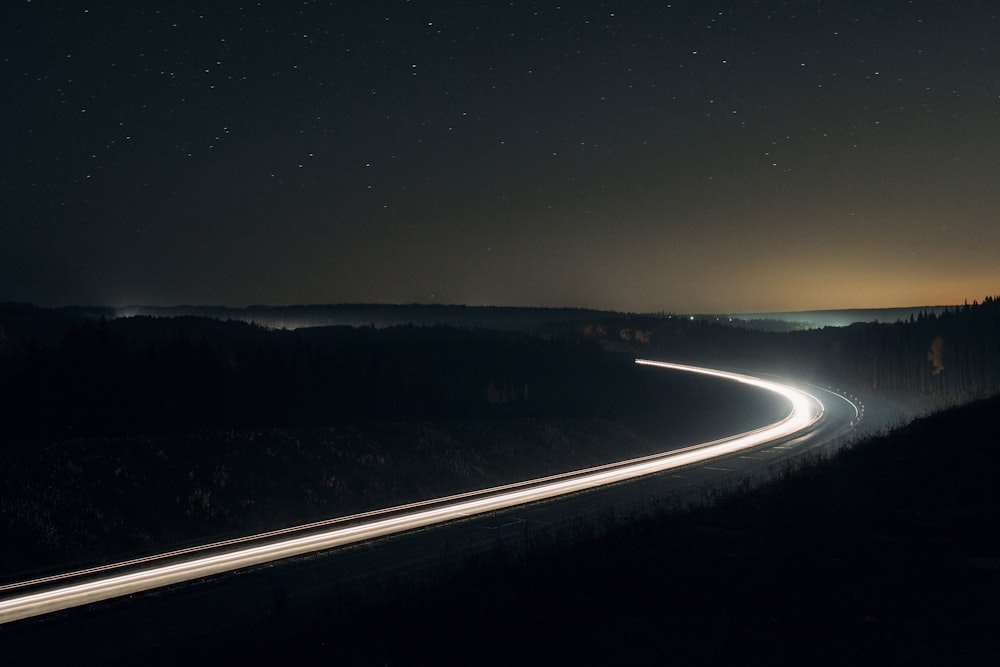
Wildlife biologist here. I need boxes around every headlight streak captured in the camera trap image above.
[0,359,829,625]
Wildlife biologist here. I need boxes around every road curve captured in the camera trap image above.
[0,359,833,625]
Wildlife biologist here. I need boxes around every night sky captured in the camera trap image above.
[3,1,998,313]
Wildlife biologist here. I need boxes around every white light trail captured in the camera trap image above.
[0,359,825,624]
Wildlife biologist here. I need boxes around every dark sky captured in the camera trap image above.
[3,1,998,313]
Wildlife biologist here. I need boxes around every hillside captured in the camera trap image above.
[182,393,1000,665]
[1,303,998,663]
[0,310,784,576]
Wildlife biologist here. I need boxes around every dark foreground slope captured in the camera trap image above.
[154,394,1000,666]
[0,310,785,576]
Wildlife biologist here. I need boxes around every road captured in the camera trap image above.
[0,359,856,625]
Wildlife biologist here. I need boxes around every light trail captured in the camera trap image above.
[0,359,828,625]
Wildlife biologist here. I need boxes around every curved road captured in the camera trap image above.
[0,359,858,625]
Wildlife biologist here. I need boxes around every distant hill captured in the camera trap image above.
[721,305,955,330]
[113,303,629,333]
[0,301,961,334]
[115,303,961,332]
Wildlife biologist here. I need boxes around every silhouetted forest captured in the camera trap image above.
[0,303,785,574]
[0,305,783,447]
[576,295,1000,406]
[1,297,997,578]
[117,302,620,332]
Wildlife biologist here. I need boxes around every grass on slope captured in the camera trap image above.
[233,394,1000,665]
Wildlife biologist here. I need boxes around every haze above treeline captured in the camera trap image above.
[1,301,964,334]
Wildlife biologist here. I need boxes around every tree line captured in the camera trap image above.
[5,307,718,455]
[577,295,1000,405]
